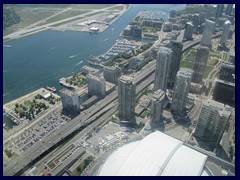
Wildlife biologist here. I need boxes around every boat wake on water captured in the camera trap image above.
[74,60,83,66]
[3,44,12,48]
[69,54,79,59]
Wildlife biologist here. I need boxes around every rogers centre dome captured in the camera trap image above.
[98,131,210,176]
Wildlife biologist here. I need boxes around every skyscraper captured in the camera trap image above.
[218,61,235,83]
[194,99,231,149]
[60,89,80,115]
[192,14,200,33]
[225,4,234,16]
[220,20,231,46]
[183,22,194,40]
[118,75,136,127]
[215,4,224,19]
[154,47,172,92]
[171,68,193,116]
[205,4,215,19]
[169,10,176,18]
[213,61,235,107]
[201,19,215,48]
[192,46,209,84]
[167,41,183,88]
[87,74,106,98]
[150,89,165,130]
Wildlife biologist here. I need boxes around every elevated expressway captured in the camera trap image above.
[4,34,222,176]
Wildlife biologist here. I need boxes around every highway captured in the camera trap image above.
[182,32,222,53]
[3,55,155,176]
[35,72,156,176]
[4,34,219,176]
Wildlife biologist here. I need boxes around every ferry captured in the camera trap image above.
[47,86,57,92]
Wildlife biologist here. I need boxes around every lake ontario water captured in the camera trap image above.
[3,4,186,127]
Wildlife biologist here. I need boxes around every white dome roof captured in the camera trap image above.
[98,131,208,176]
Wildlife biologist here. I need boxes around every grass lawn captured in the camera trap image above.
[180,60,194,69]
[203,66,214,79]
[184,49,197,62]
[70,4,115,9]
[43,10,90,24]
[140,111,150,119]
[207,58,219,66]
[72,156,94,176]
[14,6,56,27]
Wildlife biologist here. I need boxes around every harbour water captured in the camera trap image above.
[3,4,186,126]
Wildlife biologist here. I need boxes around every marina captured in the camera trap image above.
[88,39,143,67]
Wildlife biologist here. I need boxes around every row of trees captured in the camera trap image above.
[3,5,21,28]
[66,75,87,87]
[14,99,49,119]
[176,6,207,16]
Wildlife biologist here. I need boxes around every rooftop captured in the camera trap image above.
[98,131,209,176]
[153,89,165,101]
[178,68,193,77]
[119,75,134,84]
[158,46,172,55]
[60,89,76,96]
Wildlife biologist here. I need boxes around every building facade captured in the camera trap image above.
[183,22,194,40]
[215,4,224,19]
[150,89,165,130]
[80,65,100,75]
[194,99,231,149]
[213,80,235,108]
[192,14,200,33]
[218,61,235,83]
[171,68,193,116]
[169,10,177,18]
[87,74,106,98]
[200,19,215,48]
[213,61,235,107]
[154,47,172,92]
[220,20,231,46]
[167,41,183,88]
[60,89,80,115]
[225,4,234,16]
[192,46,209,84]
[103,66,122,84]
[118,76,136,127]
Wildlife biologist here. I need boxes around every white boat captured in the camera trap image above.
[46,86,57,92]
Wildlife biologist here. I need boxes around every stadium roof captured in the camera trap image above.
[98,131,208,176]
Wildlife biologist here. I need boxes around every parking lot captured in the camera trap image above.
[86,121,131,151]
[4,109,70,155]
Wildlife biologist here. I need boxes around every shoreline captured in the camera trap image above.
[3,4,131,43]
